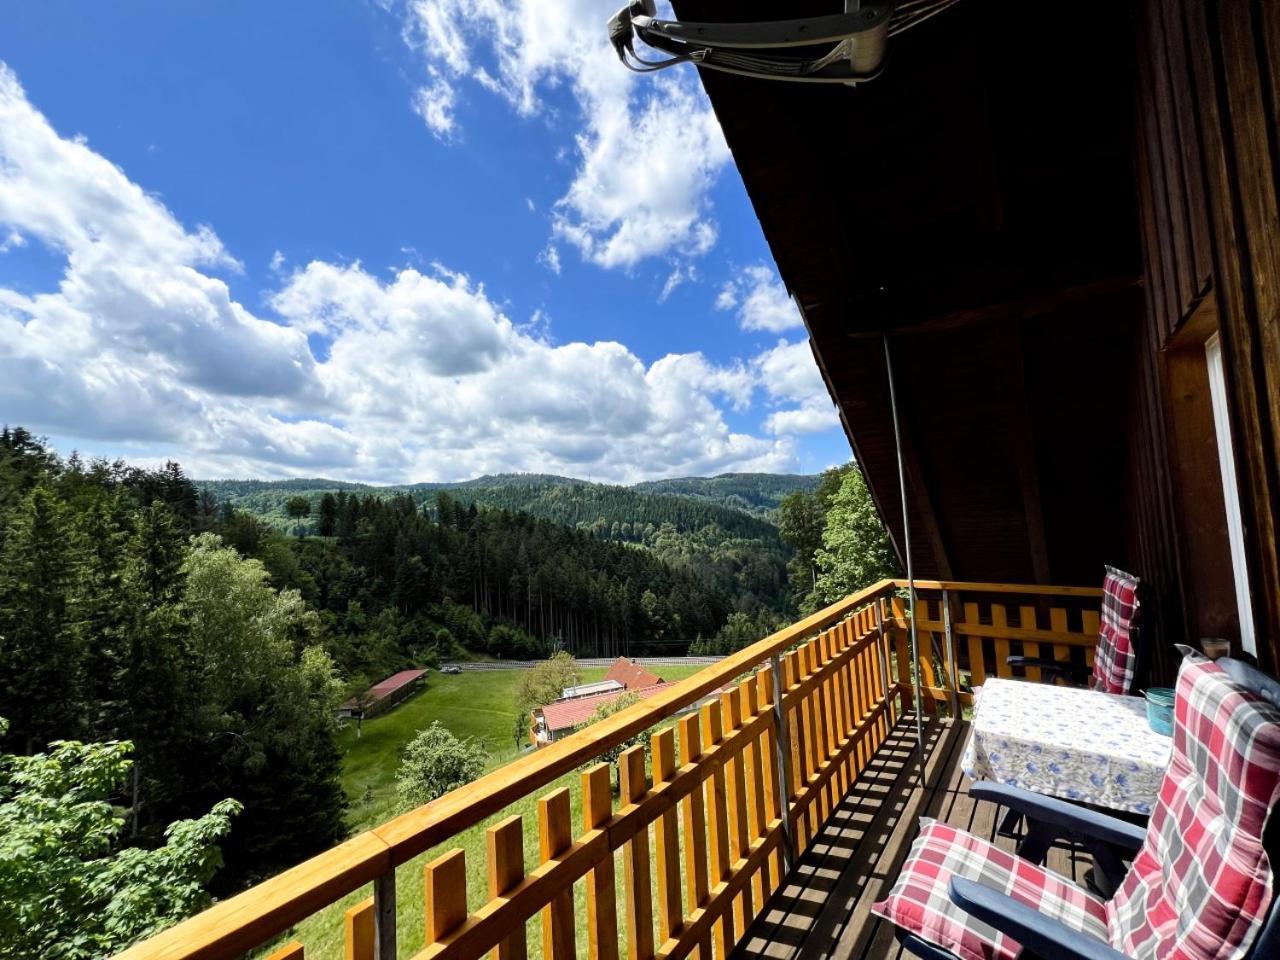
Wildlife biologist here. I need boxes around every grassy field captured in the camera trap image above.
[279,662,709,959]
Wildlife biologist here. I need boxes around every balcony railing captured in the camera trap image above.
[114,578,1101,960]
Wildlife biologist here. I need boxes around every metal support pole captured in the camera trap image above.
[769,653,795,874]
[884,335,926,785]
[374,870,397,960]
[942,589,959,719]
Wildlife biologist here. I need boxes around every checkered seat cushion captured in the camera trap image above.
[1107,658,1280,959]
[871,820,1109,960]
[874,659,1280,960]
[1092,566,1140,694]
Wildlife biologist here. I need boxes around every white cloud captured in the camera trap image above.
[412,70,458,140]
[717,264,802,332]
[659,262,696,302]
[0,65,794,482]
[538,243,562,275]
[751,338,840,435]
[398,1,730,269]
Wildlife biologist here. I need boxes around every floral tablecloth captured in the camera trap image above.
[961,678,1173,814]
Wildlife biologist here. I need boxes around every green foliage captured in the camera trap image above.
[514,652,580,738]
[689,608,785,655]
[814,465,899,602]
[285,496,311,519]
[0,717,240,960]
[0,430,349,895]
[395,722,487,808]
[585,692,644,773]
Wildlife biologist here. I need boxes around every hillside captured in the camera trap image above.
[198,472,815,537]
[632,472,820,517]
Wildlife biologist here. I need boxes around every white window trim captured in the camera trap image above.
[1205,332,1257,656]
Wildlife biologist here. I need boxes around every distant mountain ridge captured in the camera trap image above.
[198,471,821,525]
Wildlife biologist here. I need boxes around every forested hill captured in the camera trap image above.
[199,473,815,537]
[631,473,819,517]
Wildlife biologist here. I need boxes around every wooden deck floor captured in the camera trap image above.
[732,713,1093,960]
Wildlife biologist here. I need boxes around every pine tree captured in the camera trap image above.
[0,486,82,751]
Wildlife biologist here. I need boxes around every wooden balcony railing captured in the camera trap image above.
[113,579,1102,960]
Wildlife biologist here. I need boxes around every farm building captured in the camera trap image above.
[336,668,427,720]
[532,657,667,746]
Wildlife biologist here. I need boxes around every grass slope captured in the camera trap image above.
[278,663,707,960]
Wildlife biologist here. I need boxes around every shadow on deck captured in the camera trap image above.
[733,714,1092,960]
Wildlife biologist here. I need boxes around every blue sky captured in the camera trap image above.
[0,1,848,483]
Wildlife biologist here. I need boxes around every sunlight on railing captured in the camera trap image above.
[114,579,1101,960]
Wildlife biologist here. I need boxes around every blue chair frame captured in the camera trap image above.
[896,658,1280,960]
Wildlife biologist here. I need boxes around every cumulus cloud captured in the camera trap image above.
[717,264,803,333]
[399,1,730,269]
[0,65,796,482]
[752,339,840,435]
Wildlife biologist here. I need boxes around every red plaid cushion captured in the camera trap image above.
[1108,658,1280,960]
[1092,566,1140,694]
[871,819,1109,960]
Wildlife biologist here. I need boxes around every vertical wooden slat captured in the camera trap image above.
[835,620,855,787]
[651,728,684,944]
[583,764,619,960]
[892,595,912,712]
[265,942,304,960]
[721,689,754,933]
[801,641,826,829]
[756,665,784,888]
[424,850,467,946]
[701,699,735,957]
[781,651,808,851]
[1019,605,1042,681]
[858,640,875,766]
[964,602,986,690]
[487,817,527,960]
[678,713,712,960]
[538,789,577,960]
[1050,608,1072,677]
[992,606,1011,678]
[620,746,654,960]
[345,898,375,960]
[816,633,839,813]
[1081,609,1100,672]
[740,677,770,905]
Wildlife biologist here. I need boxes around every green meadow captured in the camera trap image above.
[281,662,709,960]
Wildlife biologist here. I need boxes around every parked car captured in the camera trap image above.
[441,665,462,675]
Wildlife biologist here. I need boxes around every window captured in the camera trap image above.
[1205,332,1256,656]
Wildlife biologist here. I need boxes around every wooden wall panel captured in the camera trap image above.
[1131,0,1280,675]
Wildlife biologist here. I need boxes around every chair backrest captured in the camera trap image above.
[1107,656,1280,960]
[1092,565,1141,694]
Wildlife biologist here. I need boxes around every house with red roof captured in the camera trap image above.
[531,657,666,747]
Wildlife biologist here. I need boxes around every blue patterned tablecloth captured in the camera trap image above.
[961,678,1173,814]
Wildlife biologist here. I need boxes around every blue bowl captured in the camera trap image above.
[1144,687,1175,736]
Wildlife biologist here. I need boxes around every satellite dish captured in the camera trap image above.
[608,0,961,85]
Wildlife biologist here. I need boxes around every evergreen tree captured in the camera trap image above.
[0,486,82,750]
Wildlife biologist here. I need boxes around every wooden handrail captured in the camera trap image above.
[115,579,901,960]
[900,579,1103,597]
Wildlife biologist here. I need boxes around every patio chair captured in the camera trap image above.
[1005,566,1143,694]
[872,654,1280,960]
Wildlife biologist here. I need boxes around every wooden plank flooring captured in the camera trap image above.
[731,714,1092,960]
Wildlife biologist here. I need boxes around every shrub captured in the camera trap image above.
[396,722,487,808]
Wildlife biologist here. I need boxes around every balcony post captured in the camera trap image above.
[374,869,396,960]
[769,653,795,873]
[942,589,959,718]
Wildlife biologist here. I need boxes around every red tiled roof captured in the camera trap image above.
[342,669,427,709]
[604,657,662,690]
[538,682,671,732]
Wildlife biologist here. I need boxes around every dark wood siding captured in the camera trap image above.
[1131,0,1280,675]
